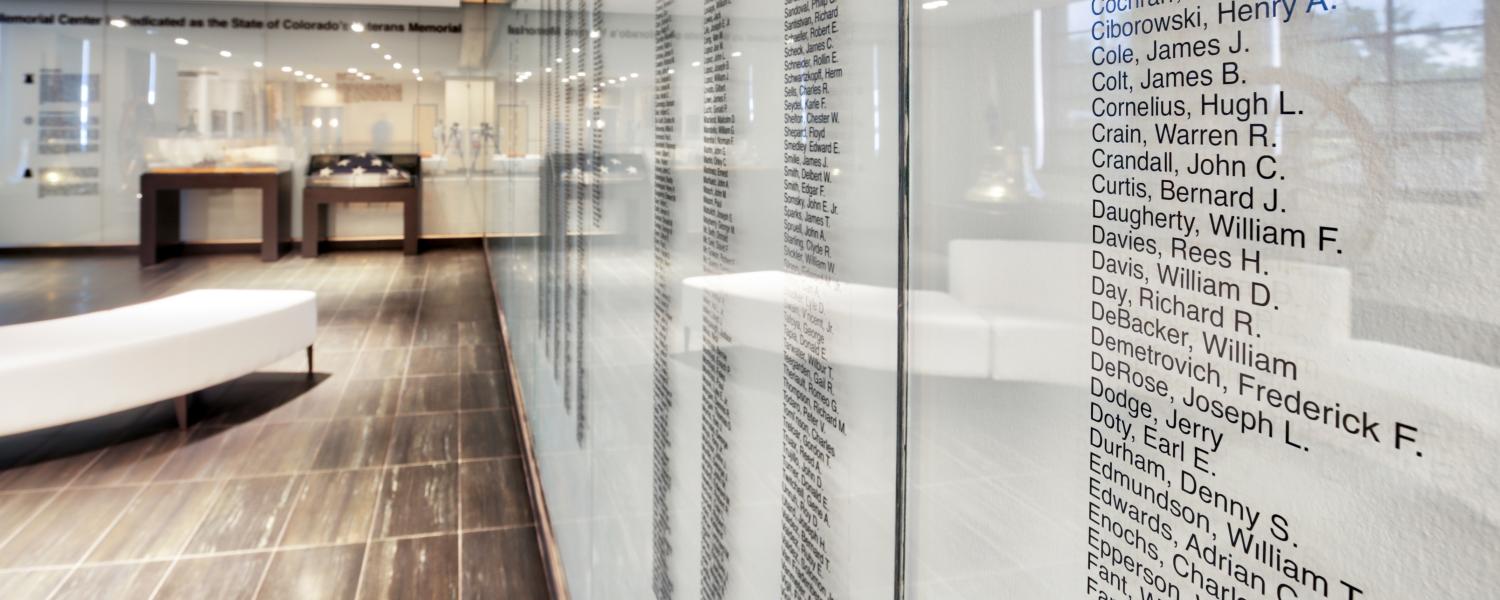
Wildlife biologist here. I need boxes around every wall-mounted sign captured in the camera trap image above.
[0,13,461,34]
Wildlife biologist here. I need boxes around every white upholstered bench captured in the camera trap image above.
[0,289,317,436]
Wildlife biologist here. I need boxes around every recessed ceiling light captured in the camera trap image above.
[219,50,232,58]
[392,62,402,69]
[370,42,380,49]
[321,82,329,88]
[350,22,365,33]
[174,38,188,45]
[281,66,293,73]
[253,61,264,68]
[109,18,127,28]
[294,70,304,76]
[416,76,423,81]
[411,68,420,74]
[383,54,391,60]
[347,67,357,73]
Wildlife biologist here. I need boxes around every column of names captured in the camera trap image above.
[1082,3,1422,600]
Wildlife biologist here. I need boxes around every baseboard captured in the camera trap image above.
[0,237,484,257]
[0,245,136,257]
[311,237,483,252]
[480,239,571,600]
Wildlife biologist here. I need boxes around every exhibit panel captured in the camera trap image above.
[906,0,1500,599]
[0,1,107,245]
[487,0,900,598]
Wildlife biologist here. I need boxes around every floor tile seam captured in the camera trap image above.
[233,419,337,479]
[143,477,233,600]
[0,447,108,558]
[246,473,308,600]
[445,256,498,599]
[272,469,385,550]
[205,399,510,423]
[78,455,514,488]
[39,473,159,600]
[41,426,196,599]
[458,360,466,600]
[0,527,521,574]
[349,257,421,600]
[230,300,357,548]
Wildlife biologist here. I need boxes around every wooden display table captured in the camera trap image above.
[301,154,423,257]
[139,168,293,266]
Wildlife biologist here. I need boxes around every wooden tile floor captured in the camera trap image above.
[0,249,547,599]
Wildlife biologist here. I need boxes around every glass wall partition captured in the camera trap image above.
[486,0,901,597]
[485,0,1500,599]
[906,0,1500,598]
[0,0,492,247]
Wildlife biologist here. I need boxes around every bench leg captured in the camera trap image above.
[307,345,315,378]
[174,395,190,430]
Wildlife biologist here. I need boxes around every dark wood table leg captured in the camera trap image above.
[260,178,281,262]
[302,194,320,258]
[403,196,421,255]
[139,180,180,267]
[139,178,156,267]
[278,171,293,256]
